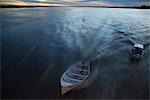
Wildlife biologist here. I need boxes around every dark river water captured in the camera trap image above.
[1,7,150,99]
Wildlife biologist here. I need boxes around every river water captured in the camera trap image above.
[1,7,150,99]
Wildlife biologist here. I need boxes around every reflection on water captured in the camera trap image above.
[1,7,150,99]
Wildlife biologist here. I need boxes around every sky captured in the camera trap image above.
[0,0,149,6]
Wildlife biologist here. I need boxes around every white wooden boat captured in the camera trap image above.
[60,60,90,95]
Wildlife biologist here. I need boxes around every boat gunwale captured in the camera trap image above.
[60,60,90,87]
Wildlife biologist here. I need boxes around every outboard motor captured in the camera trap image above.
[131,43,144,61]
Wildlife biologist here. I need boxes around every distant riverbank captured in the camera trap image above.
[0,5,150,9]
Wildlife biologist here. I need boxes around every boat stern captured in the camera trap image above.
[61,86,75,96]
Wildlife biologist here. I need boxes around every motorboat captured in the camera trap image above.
[130,43,144,61]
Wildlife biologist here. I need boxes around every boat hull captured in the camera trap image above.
[61,85,78,95]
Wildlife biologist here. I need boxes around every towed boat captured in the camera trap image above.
[60,60,90,95]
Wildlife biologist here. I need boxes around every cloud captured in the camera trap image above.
[0,0,66,6]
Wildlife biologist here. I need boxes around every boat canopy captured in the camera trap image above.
[134,43,144,49]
